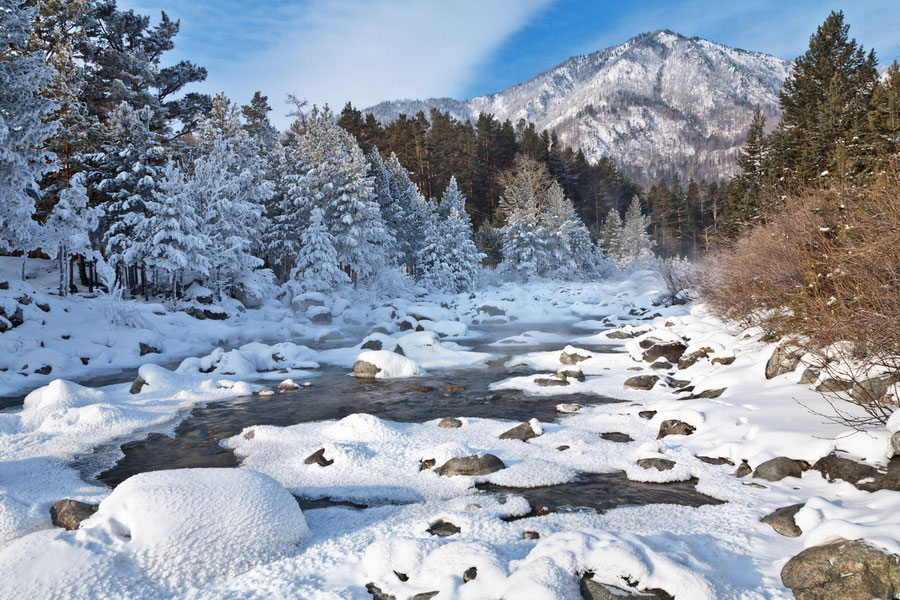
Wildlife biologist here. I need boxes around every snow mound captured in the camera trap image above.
[355,350,424,378]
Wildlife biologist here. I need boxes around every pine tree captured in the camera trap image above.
[775,11,878,182]
[868,62,900,159]
[600,208,623,260]
[40,183,102,296]
[619,196,655,266]
[430,177,483,292]
[0,0,59,257]
[291,207,350,292]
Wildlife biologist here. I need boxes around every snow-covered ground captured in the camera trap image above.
[0,259,897,599]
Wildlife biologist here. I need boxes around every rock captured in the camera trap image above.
[579,574,664,599]
[624,374,660,390]
[892,432,900,457]
[398,319,416,331]
[80,357,89,365]
[637,458,676,471]
[601,432,633,443]
[667,378,692,389]
[419,458,436,471]
[463,566,477,582]
[657,419,695,439]
[559,369,586,381]
[426,519,460,536]
[139,343,160,356]
[442,385,464,392]
[352,360,382,379]
[696,456,733,466]
[638,410,657,420]
[438,417,462,428]
[850,374,899,404]
[816,378,854,393]
[304,448,334,467]
[641,342,687,364]
[277,380,301,391]
[393,571,408,582]
[558,403,583,413]
[781,539,900,600]
[365,582,397,600]
[765,343,804,379]
[360,339,382,351]
[689,387,726,399]
[15,295,32,306]
[478,305,505,317]
[436,454,506,477]
[308,309,332,325]
[761,504,804,537]
[732,462,752,477]
[233,283,264,309]
[753,457,803,481]
[799,368,820,384]
[523,530,540,539]
[677,347,714,369]
[811,454,899,492]
[560,350,591,365]
[0,281,6,290]
[744,481,767,489]
[606,329,634,339]
[650,360,671,370]
[411,593,439,600]
[34,365,52,375]
[50,499,98,530]
[8,306,23,327]
[243,430,255,440]
[36,302,50,313]
[129,376,147,394]
[499,422,540,441]
[258,389,274,397]
[535,377,570,387]
[711,355,736,366]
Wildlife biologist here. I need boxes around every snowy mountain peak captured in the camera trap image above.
[366,31,791,184]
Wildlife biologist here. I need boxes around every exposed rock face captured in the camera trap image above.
[642,342,687,364]
[438,417,462,429]
[637,458,676,471]
[436,454,506,477]
[812,454,900,492]
[765,344,804,379]
[50,499,98,530]
[499,422,541,441]
[129,376,147,395]
[560,350,591,365]
[753,457,803,482]
[352,360,382,378]
[657,419,695,439]
[624,374,660,390]
[761,504,804,537]
[139,343,160,356]
[781,539,900,600]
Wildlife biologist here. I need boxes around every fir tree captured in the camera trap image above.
[600,208,623,260]
[619,196,655,266]
[291,207,350,292]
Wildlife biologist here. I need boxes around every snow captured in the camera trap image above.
[0,469,308,596]
[354,350,424,378]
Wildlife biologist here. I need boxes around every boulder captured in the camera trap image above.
[605,329,634,339]
[892,431,900,457]
[129,376,147,395]
[689,387,726,399]
[650,360,672,370]
[304,448,334,467]
[765,344,804,379]
[50,499,98,530]
[499,422,541,441]
[637,458,676,471]
[523,530,540,539]
[753,457,803,482]
[560,350,591,365]
[352,360,382,379]
[761,504,804,537]
[624,374,660,390]
[426,519,460,537]
[365,582,397,600]
[8,306,23,328]
[34,365,52,375]
[732,462,752,478]
[697,456,733,465]
[638,410,657,420]
[781,539,900,600]
[463,566,477,582]
[535,377,570,387]
[436,454,506,477]
[233,283,264,309]
[850,374,899,404]
[478,305,505,317]
[815,378,854,393]
[657,419,695,439]
[559,369,586,382]
[360,339,382,351]
[601,432,633,443]
[799,368,820,384]
[811,454,900,492]
[411,593,439,600]
[677,347,714,369]
[438,417,462,428]
[277,380,301,391]
[579,574,664,599]
[139,343,160,356]
[308,307,332,325]
[641,342,687,364]
[710,355,736,366]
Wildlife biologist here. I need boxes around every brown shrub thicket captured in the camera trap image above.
[701,161,900,425]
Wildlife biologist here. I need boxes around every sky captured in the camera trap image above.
[121,0,900,128]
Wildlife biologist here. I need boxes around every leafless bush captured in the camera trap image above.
[657,256,696,305]
[701,160,900,424]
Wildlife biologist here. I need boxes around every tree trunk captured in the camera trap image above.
[77,255,88,286]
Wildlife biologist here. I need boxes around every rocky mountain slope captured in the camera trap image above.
[366,30,791,183]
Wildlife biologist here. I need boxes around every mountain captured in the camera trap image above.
[365,30,791,184]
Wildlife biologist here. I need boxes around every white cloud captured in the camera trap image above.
[193,0,553,127]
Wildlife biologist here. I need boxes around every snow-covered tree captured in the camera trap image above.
[496,157,552,280]
[436,178,483,292]
[134,163,210,299]
[291,207,350,292]
[539,181,594,275]
[600,208,624,259]
[619,196,656,265]
[296,106,393,281]
[0,0,58,258]
[40,183,101,296]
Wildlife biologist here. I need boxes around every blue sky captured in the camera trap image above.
[122,0,900,128]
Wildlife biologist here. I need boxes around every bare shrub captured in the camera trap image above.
[657,256,696,305]
[701,159,900,424]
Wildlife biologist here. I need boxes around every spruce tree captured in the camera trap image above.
[291,207,350,292]
[40,183,101,296]
[619,196,655,266]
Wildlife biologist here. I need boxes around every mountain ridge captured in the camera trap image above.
[365,30,792,184]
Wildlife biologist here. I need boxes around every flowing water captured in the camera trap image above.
[70,319,723,513]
